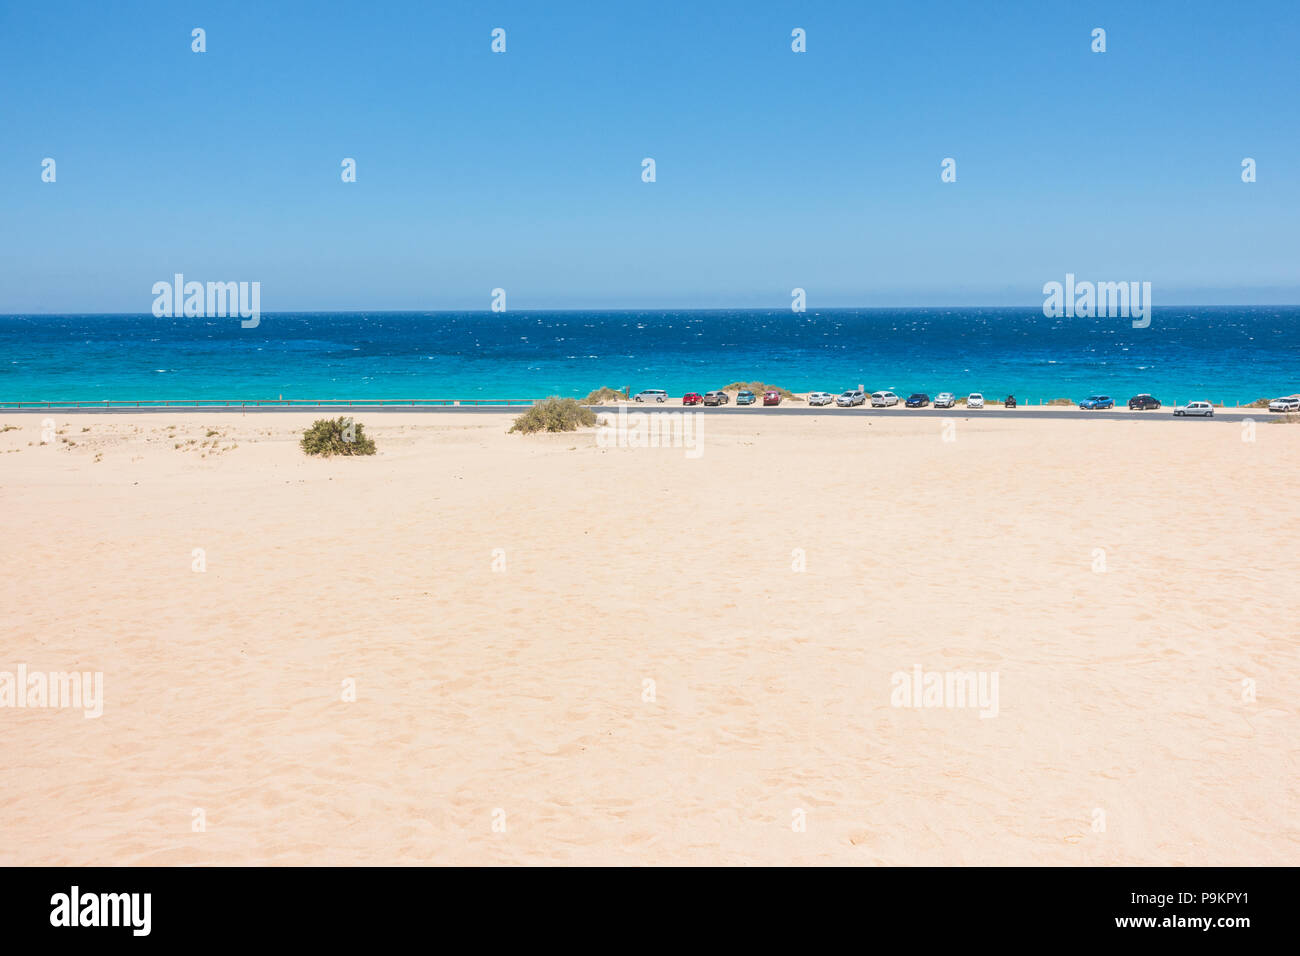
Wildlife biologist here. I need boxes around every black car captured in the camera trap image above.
[1128,394,1161,410]
[904,393,930,407]
[1004,395,1017,408]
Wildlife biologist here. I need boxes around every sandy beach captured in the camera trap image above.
[1,410,1296,866]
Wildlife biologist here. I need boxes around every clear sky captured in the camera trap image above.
[1,0,1297,311]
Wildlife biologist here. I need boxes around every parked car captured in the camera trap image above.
[966,393,985,409]
[933,392,957,409]
[1173,401,1214,417]
[1128,394,1161,410]
[807,391,835,406]
[1079,395,1115,410]
[702,390,729,406]
[836,389,866,407]
[904,393,930,408]
[681,392,702,406]
[735,390,757,406]
[1004,395,1017,408]
[870,391,900,407]
[763,390,782,406]
[1267,396,1300,412]
[633,389,667,403]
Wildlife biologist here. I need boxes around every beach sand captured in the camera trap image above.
[1,410,1296,865]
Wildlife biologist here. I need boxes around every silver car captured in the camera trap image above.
[807,391,835,406]
[633,389,668,403]
[870,391,900,407]
[1173,401,1214,417]
[836,389,866,407]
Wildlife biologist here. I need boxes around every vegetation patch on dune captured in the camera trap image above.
[1271,413,1300,425]
[1046,397,1074,406]
[1243,398,1272,408]
[301,417,377,456]
[580,387,626,405]
[721,382,804,401]
[510,397,598,434]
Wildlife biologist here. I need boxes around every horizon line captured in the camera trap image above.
[4,302,1300,317]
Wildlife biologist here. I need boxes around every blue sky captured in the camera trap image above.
[1,0,1297,311]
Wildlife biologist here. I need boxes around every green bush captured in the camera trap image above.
[721,382,803,401]
[300,417,377,456]
[1046,397,1074,406]
[580,387,626,405]
[1243,398,1271,408]
[509,397,598,434]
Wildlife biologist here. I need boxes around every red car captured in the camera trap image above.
[681,392,703,406]
[763,390,781,406]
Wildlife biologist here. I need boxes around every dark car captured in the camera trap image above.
[1004,395,1016,408]
[904,393,930,407]
[1128,394,1161,410]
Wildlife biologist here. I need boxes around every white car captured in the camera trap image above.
[1267,396,1300,412]
[966,393,985,409]
[807,391,835,406]
[870,391,900,407]
[933,392,956,408]
[1173,401,1214,417]
[836,390,866,407]
[633,389,668,403]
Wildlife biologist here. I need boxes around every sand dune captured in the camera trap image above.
[1,411,1296,865]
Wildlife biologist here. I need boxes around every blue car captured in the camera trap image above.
[1079,394,1114,409]
[735,390,757,406]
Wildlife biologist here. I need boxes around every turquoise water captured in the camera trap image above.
[1,307,1296,405]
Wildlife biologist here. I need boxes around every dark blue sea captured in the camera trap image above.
[1,307,1296,405]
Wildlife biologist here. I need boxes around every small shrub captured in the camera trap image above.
[580,387,625,405]
[722,382,803,401]
[1243,398,1271,408]
[509,397,597,434]
[301,417,377,456]
[1046,397,1074,406]
[1271,414,1300,425]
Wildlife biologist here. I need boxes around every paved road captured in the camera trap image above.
[0,403,1273,422]
[595,406,1265,422]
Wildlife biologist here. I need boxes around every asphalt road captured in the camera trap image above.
[0,403,1274,422]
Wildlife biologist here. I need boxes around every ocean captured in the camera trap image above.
[1,307,1296,405]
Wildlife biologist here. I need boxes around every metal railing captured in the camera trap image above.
[0,397,541,409]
